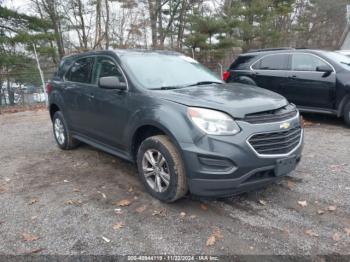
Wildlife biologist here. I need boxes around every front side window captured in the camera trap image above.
[66,57,95,84]
[292,54,331,72]
[252,54,289,70]
[120,54,222,90]
[94,57,126,84]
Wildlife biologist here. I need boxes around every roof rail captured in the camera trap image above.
[247,47,295,53]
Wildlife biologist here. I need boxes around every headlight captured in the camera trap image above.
[187,107,240,135]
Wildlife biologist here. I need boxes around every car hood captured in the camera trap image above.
[153,83,288,118]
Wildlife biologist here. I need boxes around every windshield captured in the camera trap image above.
[121,54,222,89]
[323,51,350,69]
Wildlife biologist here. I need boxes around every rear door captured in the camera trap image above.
[63,56,95,134]
[250,53,289,94]
[284,53,336,108]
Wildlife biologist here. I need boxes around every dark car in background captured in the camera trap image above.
[224,48,350,126]
[48,50,303,202]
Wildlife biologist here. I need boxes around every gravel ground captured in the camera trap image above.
[0,110,349,257]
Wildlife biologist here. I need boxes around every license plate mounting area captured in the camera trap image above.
[275,156,297,177]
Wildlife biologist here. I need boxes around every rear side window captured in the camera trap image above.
[230,55,256,70]
[66,57,95,84]
[252,54,289,70]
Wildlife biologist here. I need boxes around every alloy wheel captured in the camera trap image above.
[54,118,65,145]
[142,149,170,193]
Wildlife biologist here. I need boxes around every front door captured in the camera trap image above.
[88,56,130,150]
[284,53,336,108]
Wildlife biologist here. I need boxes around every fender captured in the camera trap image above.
[128,120,180,153]
[48,88,74,129]
[49,90,65,116]
[125,101,202,158]
[337,93,350,117]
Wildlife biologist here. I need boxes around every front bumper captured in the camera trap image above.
[180,115,304,197]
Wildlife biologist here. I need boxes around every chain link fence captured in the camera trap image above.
[188,47,242,78]
[0,67,55,111]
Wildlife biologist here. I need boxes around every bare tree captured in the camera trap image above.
[38,0,65,58]
[94,0,102,49]
[147,0,159,47]
[105,0,110,49]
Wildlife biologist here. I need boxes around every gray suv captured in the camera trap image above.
[48,50,303,202]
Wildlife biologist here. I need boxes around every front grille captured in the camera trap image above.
[248,127,302,155]
[244,104,298,124]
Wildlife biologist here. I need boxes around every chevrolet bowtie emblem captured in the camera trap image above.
[280,122,291,129]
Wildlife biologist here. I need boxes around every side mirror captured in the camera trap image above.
[316,65,333,76]
[99,76,127,90]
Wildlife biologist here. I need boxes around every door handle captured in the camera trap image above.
[87,93,95,99]
[288,75,297,80]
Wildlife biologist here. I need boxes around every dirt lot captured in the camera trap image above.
[0,110,349,257]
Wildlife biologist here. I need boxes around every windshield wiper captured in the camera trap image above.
[185,81,223,87]
[340,61,350,66]
[151,85,184,90]
[151,81,223,90]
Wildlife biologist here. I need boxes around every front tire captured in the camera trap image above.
[52,111,79,150]
[136,135,188,202]
[343,101,350,127]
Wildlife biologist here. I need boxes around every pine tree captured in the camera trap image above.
[222,0,295,51]
[0,6,55,105]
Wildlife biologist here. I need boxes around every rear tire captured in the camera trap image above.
[343,101,350,127]
[136,135,188,203]
[52,111,79,150]
[238,77,256,86]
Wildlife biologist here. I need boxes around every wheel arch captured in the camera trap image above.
[337,93,350,117]
[237,76,257,86]
[130,122,182,162]
[49,103,60,121]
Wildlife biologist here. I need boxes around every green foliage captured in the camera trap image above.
[0,6,52,33]
[0,6,56,97]
[222,0,295,51]
[0,52,40,85]
[185,12,227,52]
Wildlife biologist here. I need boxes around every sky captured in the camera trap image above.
[4,0,32,13]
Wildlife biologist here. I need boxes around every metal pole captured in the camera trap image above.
[33,43,48,105]
[217,63,223,79]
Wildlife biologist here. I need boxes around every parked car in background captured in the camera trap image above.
[48,50,303,202]
[224,48,350,126]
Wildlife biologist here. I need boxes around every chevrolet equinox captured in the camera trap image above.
[48,50,304,202]
[224,48,350,126]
